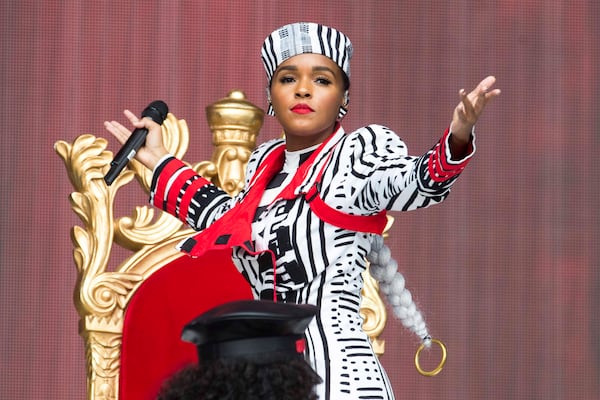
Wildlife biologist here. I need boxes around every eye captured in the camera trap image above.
[315,77,332,85]
[279,76,295,84]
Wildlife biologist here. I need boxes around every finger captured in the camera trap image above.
[104,120,131,144]
[123,109,136,120]
[479,87,488,98]
[478,76,501,100]
[469,82,493,111]
[460,89,477,119]
[483,88,502,101]
[479,75,497,91]
[107,120,130,135]
[124,109,143,127]
[459,88,471,108]
[476,87,502,108]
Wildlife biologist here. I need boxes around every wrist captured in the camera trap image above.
[143,150,169,171]
[448,129,473,160]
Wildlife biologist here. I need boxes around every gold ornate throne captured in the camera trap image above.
[55,90,389,400]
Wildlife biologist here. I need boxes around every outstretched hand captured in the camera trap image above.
[104,110,169,170]
[450,75,501,143]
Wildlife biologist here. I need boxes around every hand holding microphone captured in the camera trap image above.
[104,100,169,185]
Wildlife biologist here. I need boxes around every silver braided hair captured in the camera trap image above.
[367,235,432,348]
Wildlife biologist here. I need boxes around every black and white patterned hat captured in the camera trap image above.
[261,22,353,117]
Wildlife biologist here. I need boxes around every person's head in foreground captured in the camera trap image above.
[157,300,322,400]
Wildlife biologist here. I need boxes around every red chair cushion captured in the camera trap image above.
[119,249,252,400]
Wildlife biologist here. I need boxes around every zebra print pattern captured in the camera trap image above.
[150,124,473,399]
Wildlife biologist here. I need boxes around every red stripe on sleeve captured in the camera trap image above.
[438,130,471,173]
[178,177,213,222]
[153,158,187,209]
[427,128,472,182]
[165,168,197,216]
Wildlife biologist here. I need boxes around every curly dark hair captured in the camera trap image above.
[157,357,322,400]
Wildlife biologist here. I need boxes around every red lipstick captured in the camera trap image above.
[291,104,314,114]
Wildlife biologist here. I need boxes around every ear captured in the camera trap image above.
[337,91,350,120]
[266,86,276,116]
[342,91,349,108]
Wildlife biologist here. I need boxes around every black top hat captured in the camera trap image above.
[182,300,318,364]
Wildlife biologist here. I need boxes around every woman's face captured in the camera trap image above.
[269,53,347,151]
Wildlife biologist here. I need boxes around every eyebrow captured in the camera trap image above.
[276,65,337,75]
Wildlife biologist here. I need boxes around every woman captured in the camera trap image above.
[105,22,499,400]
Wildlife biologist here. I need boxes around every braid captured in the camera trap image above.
[367,235,432,347]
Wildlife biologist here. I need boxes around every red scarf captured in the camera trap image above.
[177,131,387,299]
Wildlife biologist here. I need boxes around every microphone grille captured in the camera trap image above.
[142,100,169,124]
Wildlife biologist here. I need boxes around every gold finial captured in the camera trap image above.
[199,91,265,195]
[206,90,264,149]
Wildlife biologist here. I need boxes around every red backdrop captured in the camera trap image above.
[1,1,598,399]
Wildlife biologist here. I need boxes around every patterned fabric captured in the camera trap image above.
[150,124,474,399]
[261,22,353,117]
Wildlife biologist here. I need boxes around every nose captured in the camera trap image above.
[295,79,312,98]
[295,89,311,98]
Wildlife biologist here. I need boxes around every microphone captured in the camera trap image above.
[104,100,169,186]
